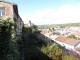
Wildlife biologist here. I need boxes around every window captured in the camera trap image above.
[20,22,21,25]
[0,7,5,16]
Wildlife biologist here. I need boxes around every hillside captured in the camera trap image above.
[22,33,77,60]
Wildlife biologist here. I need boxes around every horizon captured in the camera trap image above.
[6,0,80,25]
[37,22,80,26]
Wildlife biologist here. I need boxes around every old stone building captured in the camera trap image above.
[0,0,24,40]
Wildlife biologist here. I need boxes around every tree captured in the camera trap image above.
[67,34,77,39]
[52,27,54,31]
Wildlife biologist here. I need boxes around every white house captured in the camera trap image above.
[55,35,69,47]
[65,39,80,50]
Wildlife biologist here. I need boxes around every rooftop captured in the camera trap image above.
[56,35,69,43]
[50,35,59,39]
[65,39,80,46]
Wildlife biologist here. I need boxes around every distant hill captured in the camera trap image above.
[38,22,80,26]
[37,22,80,28]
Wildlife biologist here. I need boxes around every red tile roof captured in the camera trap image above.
[65,39,80,46]
[56,35,69,43]
[40,30,52,36]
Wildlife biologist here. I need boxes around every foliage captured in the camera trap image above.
[34,28,40,34]
[67,34,80,40]
[67,34,77,39]
[23,23,39,34]
[23,27,32,34]
[32,24,38,29]
[0,18,20,60]
[52,27,54,31]
[41,43,76,60]
[61,52,74,60]
[32,24,39,33]
[28,33,48,46]
[60,25,66,28]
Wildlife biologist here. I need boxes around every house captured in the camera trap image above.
[38,29,52,43]
[0,0,24,40]
[59,30,68,35]
[53,30,68,36]
[55,35,69,47]
[40,29,52,38]
[65,39,80,50]
[55,35,80,50]
[54,35,80,51]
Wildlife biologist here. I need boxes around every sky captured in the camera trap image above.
[7,0,80,25]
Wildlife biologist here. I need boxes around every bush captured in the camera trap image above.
[23,27,32,34]
[67,34,77,39]
[0,18,20,60]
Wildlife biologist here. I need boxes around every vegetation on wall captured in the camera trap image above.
[0,18,20,60]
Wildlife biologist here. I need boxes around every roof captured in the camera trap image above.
[40,31,49,35]
[65,39,80,46]
[24,23,34,28]
[56,35,69,43]
[40,30,52,37]
[0,0,17,5]
[50,35,59,39]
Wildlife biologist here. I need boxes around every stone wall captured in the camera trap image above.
[0,1,14,20]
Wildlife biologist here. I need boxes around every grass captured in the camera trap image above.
[23,36,53,60]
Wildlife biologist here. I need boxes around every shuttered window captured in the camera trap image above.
[0,7,5,16]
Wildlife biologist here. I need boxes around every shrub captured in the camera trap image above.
[0,18,20,60]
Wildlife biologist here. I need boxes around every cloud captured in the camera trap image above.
[22,4,80,25]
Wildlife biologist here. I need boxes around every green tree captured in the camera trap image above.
[52,27,54,31]
[67,34,77,39]
[23,27,32,34]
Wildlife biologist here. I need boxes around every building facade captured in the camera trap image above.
[0,0,24,40]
